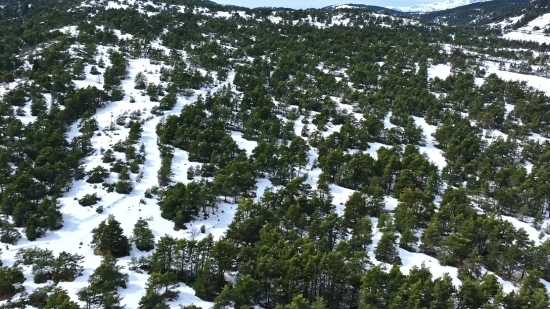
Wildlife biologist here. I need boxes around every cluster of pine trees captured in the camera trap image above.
[2,0,550,308]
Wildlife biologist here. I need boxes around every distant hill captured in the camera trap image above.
[322,4,408,15]
[419,0,540,26]
[392,0,492,13]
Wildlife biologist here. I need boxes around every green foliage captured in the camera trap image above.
[91,215,131,258]
[45,288,80,309]
[28,285,54,308]
[25,216,45,241]
[73,59,86,80]
[115,180,133,194]
[133,218,155,252]
[30,95,48,116]
[0,218,21,244]
[134,72,148,89]
[375,229,402,265]
[29,251,84,284]
[90,66,100,75]
[0,266,25,300]
[2,0,550,306]
[78,193,101,206]
[87,166,110,183]
[78,254,128,308]
[102,149,116,163]
[158,91,177,110]
[157,181,216,229]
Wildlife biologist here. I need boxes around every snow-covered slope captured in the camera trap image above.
[492,12,550,44]
[392,0,491,13]
[2,0,550,308]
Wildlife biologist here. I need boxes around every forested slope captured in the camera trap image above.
[0,0,550,308]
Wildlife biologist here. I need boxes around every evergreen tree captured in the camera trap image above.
[45,288,80,309]
[88,255,129,291]
[78,287,124,309]
[90,66,100,75]
[344,191,368,227]
[30,95,48,116]
[91,215,131,257]
[0,266,25,300]
[134,72,148,89]
[0,219,21,244]
[25,216,45,241]
[73,59,86,80]
[51,251,84,283]
[132,218,155,252]
[375,229,402,265]
[138,291,167,309]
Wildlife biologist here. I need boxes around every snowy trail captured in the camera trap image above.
[1,44,239,307]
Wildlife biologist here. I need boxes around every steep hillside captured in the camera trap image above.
[1,0,550,309]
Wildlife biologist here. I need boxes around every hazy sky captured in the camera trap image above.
[213,0,435,9]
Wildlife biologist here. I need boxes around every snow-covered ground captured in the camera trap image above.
[428,63,452,80]
[483,61,550,94]
[3,1,550,307]
[1,41,241,307]
[495,12,550,44]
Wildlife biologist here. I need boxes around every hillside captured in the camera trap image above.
[392,0,491,13]
[419,0,533,25]
[322,4,406,15]
[1,0,550,308]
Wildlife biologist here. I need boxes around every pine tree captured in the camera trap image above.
[25,216,45,241]
[421,219,443,256]
[0,265,25,300]
[73,59,86,80]
[128,121,143,143]
[516,271,549,308]
[91,215,131,257]
[399,226,418,251]
[88,255,129,291]
[90,66,100,75]
[157,156,173,187]
[46,288,80,309]
[138,291,167,309]
[51,251,84,283]
[78,287,124,309]
[132,218,155,252]
[0,218,21,245]
[38,198,64,231]
[344,191,368,228]
[359,266,392,309]
[375,230,401,265]
[146,271,179,297]
[431,274,456,309]
[30,95,48,116]
[349,217,373,252]
[193,261,218,300]
[311,297,328,309]
[115,180,133,194]
[286,294,309,309]
[134,72,148,89]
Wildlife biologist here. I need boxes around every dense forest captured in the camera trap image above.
[1,0,550,308]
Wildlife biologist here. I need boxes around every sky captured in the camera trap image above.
[213,0,435,9]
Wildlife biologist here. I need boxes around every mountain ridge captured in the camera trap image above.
[391,0,492,12]
[324,0,493,13]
